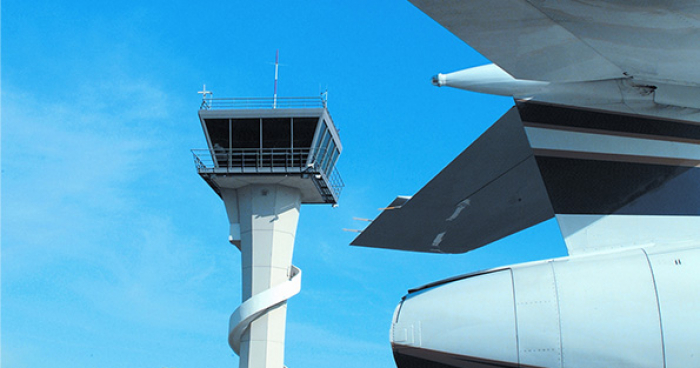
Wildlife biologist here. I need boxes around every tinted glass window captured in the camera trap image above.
[205,119,229,150]
[262,118,291,148]
[317,129,332,164]
[231,119,260,149]
[313,125,328,160]
[324,148,339,174]
[293,117,318,148]
[320,140,335,173]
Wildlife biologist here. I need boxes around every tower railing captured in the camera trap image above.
[328,167,344,199]
[200,96,326,110]
[192,148,344,199]
[192,148,312,170]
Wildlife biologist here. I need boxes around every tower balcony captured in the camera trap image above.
[192,147,343,204]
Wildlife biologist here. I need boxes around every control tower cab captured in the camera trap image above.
[194,97,342,205]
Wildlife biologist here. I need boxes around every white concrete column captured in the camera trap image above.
[221,185,301,368]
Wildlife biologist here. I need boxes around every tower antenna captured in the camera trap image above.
[273,50,279,108]
[198,84,212,109]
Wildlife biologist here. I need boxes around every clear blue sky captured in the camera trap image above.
[2,1,567,367]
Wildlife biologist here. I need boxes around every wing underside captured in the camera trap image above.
[409,0,700,85]
[351,107,555,254]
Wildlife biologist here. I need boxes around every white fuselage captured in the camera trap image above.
[391,243,700,368]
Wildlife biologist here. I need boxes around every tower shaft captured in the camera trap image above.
[222,185,301,368]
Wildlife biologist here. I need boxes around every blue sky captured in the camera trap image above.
[2,1,566,367]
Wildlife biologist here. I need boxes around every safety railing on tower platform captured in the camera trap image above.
[327,168,344,199]
[192,148,344,199]
[192,148,312,170]
[200,96,327,110]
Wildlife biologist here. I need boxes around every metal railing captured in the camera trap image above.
[200,97,326,110]
[193,148,311,170]
[327,166,344,199]
[192,148,343,199]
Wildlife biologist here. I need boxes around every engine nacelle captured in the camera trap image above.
[392,246,700,368]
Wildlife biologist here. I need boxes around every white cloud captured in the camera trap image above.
[3,83,159,269]
[2,78,239,365]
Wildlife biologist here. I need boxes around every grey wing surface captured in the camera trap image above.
[351,108,554,254]
[409,0,700,85]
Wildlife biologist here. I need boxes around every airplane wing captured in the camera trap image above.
[409,0,700,85]
[353,2,700,255]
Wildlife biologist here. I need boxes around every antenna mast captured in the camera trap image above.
[273,50,279,109]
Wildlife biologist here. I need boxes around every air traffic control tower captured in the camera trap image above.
[192,94,342,368]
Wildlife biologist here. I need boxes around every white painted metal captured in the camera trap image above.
[220,185,301,368]
[392,246,700,367]
[393,270,518,365]
[432,64,548,97]
[551,250,663,368]
[512,262,562,368]
[557,215,700,256]
[229,265,301,355]
[647,245,700,367]
[273,50,279,109]
[524,128,700,162]
[221,189,242,247]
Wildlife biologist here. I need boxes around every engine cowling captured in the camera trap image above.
[391,247,698,368]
